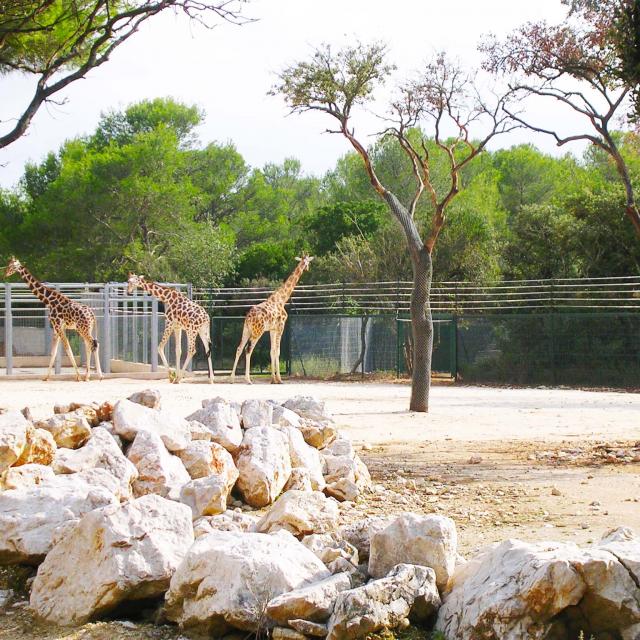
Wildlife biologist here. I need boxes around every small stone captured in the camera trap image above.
[468,455,483,465]
[551,487,562,496]
[272,628,307,640]
[289,619,328,637]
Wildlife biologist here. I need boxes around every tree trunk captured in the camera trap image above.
[409,247,433,412]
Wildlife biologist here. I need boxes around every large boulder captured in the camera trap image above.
[241,399,273,429]
[14,425,56,467]
[267,572,352,625]
[436,533,640,640]
[0,410,29,471]
[234,427,292,508]
[283,397,333,425]
[31,495,193,625]
[339,517,395,562]
[34,410,92,449]
[180,465,239,518]
[126,430,190,501]
[53,427,138,497]
[282,397,337,449]
[256,491,340,538]
[112,399,191,452]
[327,563,441,640]
[0,473,119,563]
[165,530,331,634]
[368,513,457,591]
[177,440,237,480]
[1,463,55,490]
[277,426,325,491]
[284,468,313,492]
[186,400,242,454]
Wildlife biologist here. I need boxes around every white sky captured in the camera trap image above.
[1,0,580,189]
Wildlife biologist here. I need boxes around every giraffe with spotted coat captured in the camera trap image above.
[231,255,314,384]
[127,273,214,383]
[4,257,103,381]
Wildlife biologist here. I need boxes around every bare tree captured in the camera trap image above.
[481,0,640,237]
[272,44,517,412]
[0,0,250,149]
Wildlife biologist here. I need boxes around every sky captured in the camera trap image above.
[1,0,580,189]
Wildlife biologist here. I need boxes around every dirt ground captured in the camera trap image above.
[0,376,639,637]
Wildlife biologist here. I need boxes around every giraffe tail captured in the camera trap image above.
[92,339,98,352]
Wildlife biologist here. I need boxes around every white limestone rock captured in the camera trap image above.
[272,405,303,429]
[186,400,242,453]
[165,530,331,634]
[180,466,239,518]
[327,563,441,640]
[302,533,359,567]
[112,399,191,452]
[30,494,193,625]
[436,536,640,639]
[193,511,259,538]
[13,425,56,468]
[127,388,162,410]
[34,410,92,449]
[368,513,457,592]
[283,397,333,425]
[322,452,371,502]
[267,572,352,625]
[256,490,340,538]
[289,619,329,637]
[0,473,119,563]
[53,427,138,498]
[188,420,212,441]
[277,426,325,491]
[1,463,55,490]
[234,426,292,508]
[284,468,313,492]
[127,430,191,501]
[177,440,238,480]
[0,410,29,471]
[338,517,395,562]
[241,399,273,429]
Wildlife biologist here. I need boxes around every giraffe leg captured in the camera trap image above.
[198,323,214,383]
[274,329,284,384]
[269,330,279,384]
[244,331,262,385]
[59,329,81,381]
[231,323,251,384]
[82,337,93,381]
[178,329,198,383]
[92,331,104,381]
[157,323,174,380]
[44,332,61,382]
[173,328,183,383]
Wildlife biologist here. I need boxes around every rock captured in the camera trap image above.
[468,455,483,464]
[338,517,395,562]
[277,426,325,491]
[241,399,273,429]
[256,491,340,538]
[127,430,190,501]
[285,468,314,492]
[299,422,338,450]
[30,495,193,625]
[1,463,55,490]
[127,388,162,410]
[34,411,92,449]
[177,440,238,480]
[323,452,371,502]
[290,619,329,637]
[13,426,56,467]
[53,427,138,497]
[165,530,330,634]
[112,399,191,452]
[325,479,359,502]
[327,557,364,582]
[267,572,352,625]
[302,534,359,567]
[188,420,212,441]
[54,402,112,426]
[327,564,441,640]
[283,397,333,425]
[0,473,119,563]
[0,410,29,471]
[187,401,242,453]
[193,511,258,538]
[368,513,457,592]
[272,405,303,429]
[234,427,292,508]
[551,486,562,496]
[322,437,354,458]
[180,467,239,518]
[436,537,640,639]
[272,628,307,640]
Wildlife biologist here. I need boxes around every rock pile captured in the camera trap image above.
[1,390,640,640]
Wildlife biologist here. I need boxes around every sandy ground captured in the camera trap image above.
[0,375,639,638]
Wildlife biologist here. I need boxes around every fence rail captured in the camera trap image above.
[192,275,640,313]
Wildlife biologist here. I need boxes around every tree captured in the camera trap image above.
[273,44,517,412]
[481,0,640,237]
[0,0,248,149]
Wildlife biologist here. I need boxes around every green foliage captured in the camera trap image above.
[235,241,299,283]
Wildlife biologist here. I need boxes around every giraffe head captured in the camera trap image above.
[295,255,315,272]
[4,257,22,278]
[127,272,146,295]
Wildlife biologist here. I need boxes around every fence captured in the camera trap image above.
[1,277,639,387]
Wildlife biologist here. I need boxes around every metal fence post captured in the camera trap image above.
[151,297,159,372]
[102,283,111,374]
[451,314,458,380]
[187,283,193,372]
[54,285,62,374]
[5,284,13,375]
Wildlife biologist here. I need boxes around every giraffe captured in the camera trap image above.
[4,257,103,382]
[127,274,214,383]
[231,255,314,384]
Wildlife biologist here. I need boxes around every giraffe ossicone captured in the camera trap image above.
[231,254,314,385]
[4,257,103,382]
[127,273,214,384]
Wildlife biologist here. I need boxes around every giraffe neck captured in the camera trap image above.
[270,262,305,306]
[138,278,174,303]
[15,265,60,307]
